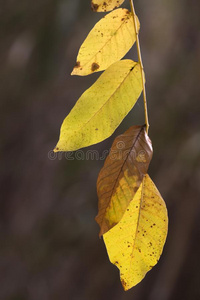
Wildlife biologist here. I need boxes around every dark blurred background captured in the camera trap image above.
[0,0,200,299]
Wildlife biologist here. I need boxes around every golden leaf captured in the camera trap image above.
[54,60,142,152]
[91,0,125,12]
[71,9,140,76]
[103,174,168,290]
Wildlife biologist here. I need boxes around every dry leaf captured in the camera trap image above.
[96,125,153,236]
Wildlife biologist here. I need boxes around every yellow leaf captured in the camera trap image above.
[71,8,140,76]
[54,60,142,152]
[103,174,168,291]
[91,0,125,12]
[96,125,153,236]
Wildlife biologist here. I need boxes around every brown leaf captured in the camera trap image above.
[95,125,153,236]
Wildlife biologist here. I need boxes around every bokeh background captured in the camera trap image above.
[1,0,200,299]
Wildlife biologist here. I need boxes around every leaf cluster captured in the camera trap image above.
[54,0,168,291]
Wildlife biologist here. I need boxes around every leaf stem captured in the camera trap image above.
[129,0,149,134]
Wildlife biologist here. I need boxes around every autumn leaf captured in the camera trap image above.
[54,60,143,152]
[91,0,125,12]
[71,8,140,76]
[96,125,153,236]
[103,174,168,290]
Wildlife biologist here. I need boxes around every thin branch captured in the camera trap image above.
[129,0,149,134]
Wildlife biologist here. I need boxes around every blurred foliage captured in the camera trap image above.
[0,0,200,299]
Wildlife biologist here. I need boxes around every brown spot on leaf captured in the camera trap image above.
[91,2,99,11]
[121,278,127,289]
[74,61,80,68]
[91,62,100,72]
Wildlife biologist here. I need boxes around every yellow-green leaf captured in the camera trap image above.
[71,8,140,76]
[91,0,125,12]
[103,174,168,291]
[54,59,143,152]
[96,125,153,236]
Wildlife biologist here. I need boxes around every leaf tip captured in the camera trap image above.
[99,230,103,238]
[53,146,60,153]
[71,61,82,75]
[121,278,129,291]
